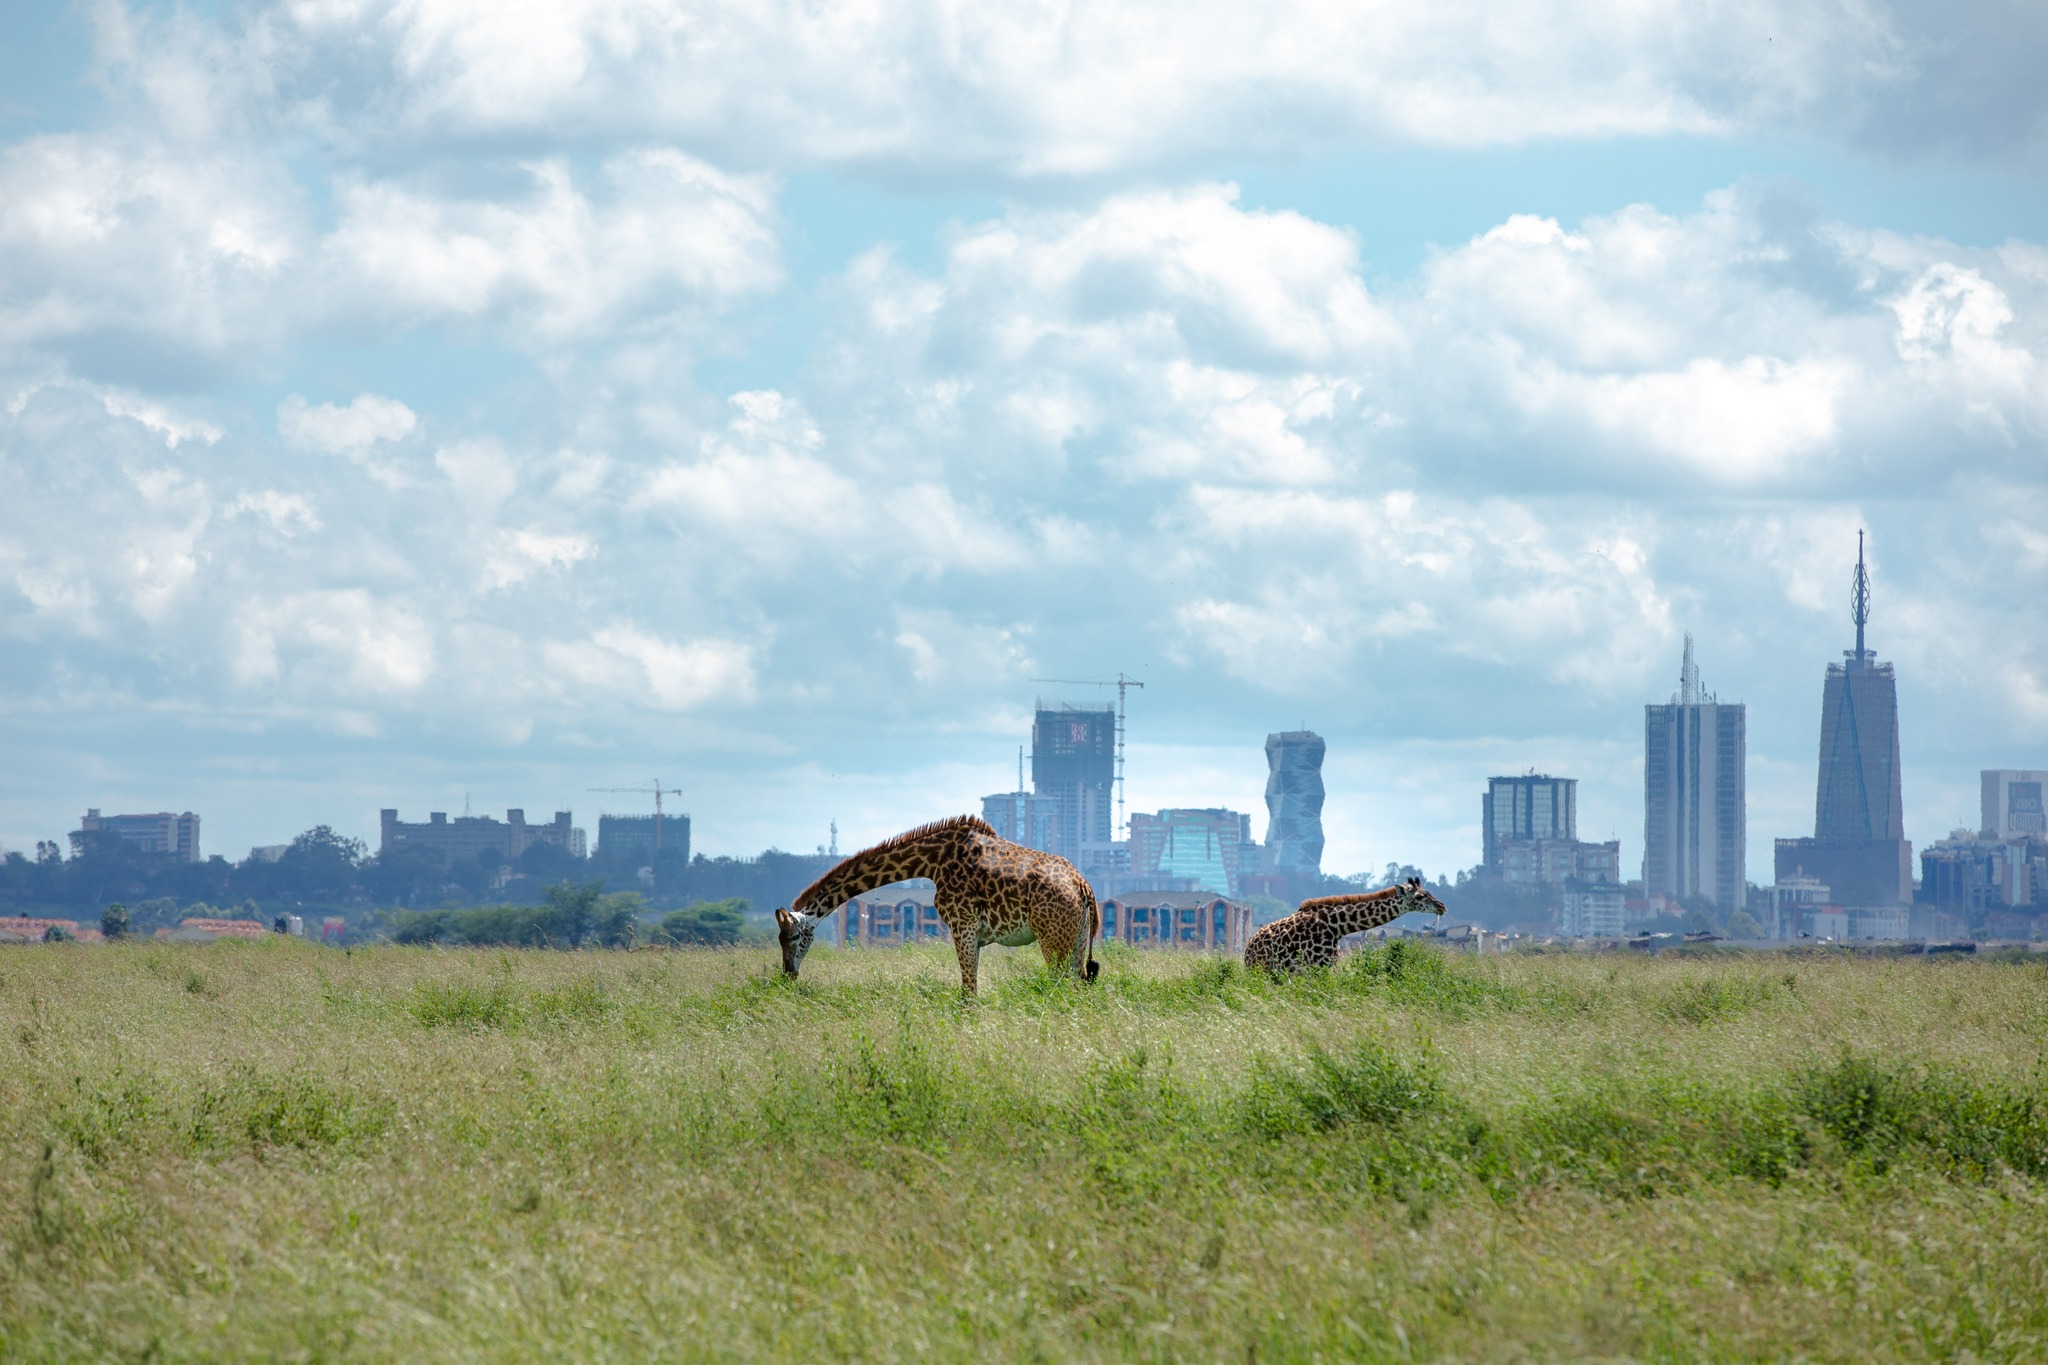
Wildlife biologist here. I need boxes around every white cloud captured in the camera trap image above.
[482,527,596,590]
[323,151,780,344]
[246,0,2037,172]
[232,589,436,694]
[278,392,418,454]
[544,627,757,711]
[227,490,323,536]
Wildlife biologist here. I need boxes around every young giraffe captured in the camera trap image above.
[1243,878,1448,973]
[774,815,1100,995]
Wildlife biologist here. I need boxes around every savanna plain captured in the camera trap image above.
[2,939,2046,1362]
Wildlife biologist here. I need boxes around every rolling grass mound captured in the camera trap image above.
[2,940,2045,1360]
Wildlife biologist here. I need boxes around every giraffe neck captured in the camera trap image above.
[792,834,954,915]
[1308,889,1411,935]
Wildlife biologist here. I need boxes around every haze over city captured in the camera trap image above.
[4,0,2047,883]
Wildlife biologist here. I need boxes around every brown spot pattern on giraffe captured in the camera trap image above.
[780,815,1099,994]
[1242,880,1447,974]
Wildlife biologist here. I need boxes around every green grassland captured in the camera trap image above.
[3,940,2046,1362]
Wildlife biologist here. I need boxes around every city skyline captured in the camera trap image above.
[21,597,2036,889]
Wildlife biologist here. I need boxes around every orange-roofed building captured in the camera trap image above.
[173,918,269,940]
[0,917,103,943]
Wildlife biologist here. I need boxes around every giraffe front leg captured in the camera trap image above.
[950,923,981,996]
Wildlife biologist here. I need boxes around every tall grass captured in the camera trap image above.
[1,939,2045,1360]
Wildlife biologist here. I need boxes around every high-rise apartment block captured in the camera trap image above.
[1483,774,1576,867]
[1775,534,1912,906]
[1031,703,1116,867]
[980,790,1061,853]
[1263,731,1326,883]
[71,809,202,862]
[1643,635,1746,909]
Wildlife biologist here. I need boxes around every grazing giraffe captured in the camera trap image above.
[1243,878,1447,974]
[774,815,1100,995]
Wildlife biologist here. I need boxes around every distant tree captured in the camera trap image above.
[387,886,638,948]
[100,902,130,940]
[389,909,457,945]
[35,841,62,865]
[364,843,446,908]
[130,897,180,933]
[43,924,72,943]
[536,880,635,948]
[275,826,368,902]
[518,839,582,885]
[1684,908,1720,936]
[1375,863,1428,889]
[660,898,747,946]
[1725,909,1763,940]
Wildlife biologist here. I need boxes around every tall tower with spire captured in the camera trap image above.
[1644,634,1746,909]
[1775,532,1912,908]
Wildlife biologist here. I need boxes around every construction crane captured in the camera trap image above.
[1030,673,1145,838]
[588,780,686,855]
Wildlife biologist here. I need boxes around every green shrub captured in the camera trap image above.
[1244,1038,1443,1138]
[660,898,747,946]
[410,980,520,1029]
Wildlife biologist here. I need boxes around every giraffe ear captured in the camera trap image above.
[775,907,791,926]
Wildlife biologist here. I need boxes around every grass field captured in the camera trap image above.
[2,938,2046,1362]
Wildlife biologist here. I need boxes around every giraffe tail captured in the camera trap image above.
[1085,893,1101,982]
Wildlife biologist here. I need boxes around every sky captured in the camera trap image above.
[3,0,2047,883]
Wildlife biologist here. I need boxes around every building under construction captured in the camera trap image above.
[596,813,691,868]
[1031,702,1116,868]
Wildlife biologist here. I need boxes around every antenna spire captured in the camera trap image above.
[1851,529,1871,660]
[1680,633,1698,706]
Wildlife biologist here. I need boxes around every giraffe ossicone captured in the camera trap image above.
[1243,877,1448,974]
[774,815,1100,995]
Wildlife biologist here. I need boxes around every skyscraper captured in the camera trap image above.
[1031,703,1116,867]
[1483,774,1575,868]
[1643,635,1746,909]
[1263,730,1326,883]
[1775,533,1912,905]
[1981,770,2048,839]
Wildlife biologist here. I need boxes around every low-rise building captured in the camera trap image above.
[1558,883,1626,938]
[1099,893,1251,952]
[1770,874,1833,940]
[1499,837,1620,890]
[1850,906,1909,941]
[837,885,946,947]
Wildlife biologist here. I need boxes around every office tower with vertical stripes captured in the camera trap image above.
[1644,635,1746,909]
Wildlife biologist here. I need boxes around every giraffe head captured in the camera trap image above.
[1397,876,1448,919]
[774,907,820,978]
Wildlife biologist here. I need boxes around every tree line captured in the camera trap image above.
[1,822,837,927]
